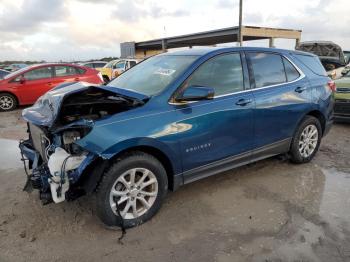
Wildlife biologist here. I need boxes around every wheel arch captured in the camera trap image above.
[305,110,326,135]
[291,109,326,145]
[0,91,20,105]
[111,145,177,191]
[79,139,182,193]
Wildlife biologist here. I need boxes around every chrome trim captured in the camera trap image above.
[169,54,306,106]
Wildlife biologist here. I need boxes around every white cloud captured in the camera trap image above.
[0,0,349,61]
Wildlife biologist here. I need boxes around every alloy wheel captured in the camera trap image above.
[298,124,318,158]
[0,95,14,110]
[109,168,158,219]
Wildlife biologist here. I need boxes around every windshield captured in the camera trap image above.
[104,60,118,68]
[108,55,198,96]
[114,61,125,69]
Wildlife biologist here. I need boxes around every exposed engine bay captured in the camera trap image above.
[20,85,146,205]
[57,87,141,126]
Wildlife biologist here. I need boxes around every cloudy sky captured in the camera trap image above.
[0,0,349,61]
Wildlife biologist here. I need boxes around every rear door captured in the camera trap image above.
[246,51,311,150]
[175,52,255,181]
[54,65,83,85]
[19,66,54,104]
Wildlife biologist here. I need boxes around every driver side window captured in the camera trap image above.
[185,53,244,96]
[23,67,53,80]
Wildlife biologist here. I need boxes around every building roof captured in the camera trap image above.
[133,26,302,50]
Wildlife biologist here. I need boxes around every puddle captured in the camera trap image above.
[319,168,350,232]
[0,138,23,171]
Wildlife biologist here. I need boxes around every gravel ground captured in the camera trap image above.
[0,109,349,262]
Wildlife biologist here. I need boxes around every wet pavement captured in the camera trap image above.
[0,111,349,262]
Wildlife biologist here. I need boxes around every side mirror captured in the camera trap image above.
[176,86,215,102]
[13,75,25,84]
[19,76,26,84]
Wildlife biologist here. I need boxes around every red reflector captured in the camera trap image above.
[328,81,336,92]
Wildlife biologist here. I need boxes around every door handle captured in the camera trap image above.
[295,86,307,93]
[74,77,80,81]
[235,98,253,106]
[47,82,52,86]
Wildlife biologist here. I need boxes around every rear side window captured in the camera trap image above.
[84,63,93,68]
[186,53,244,96]
[24,67,52,80]
[129,61,137,68]
[76,67,86,75]
[55,66,78,77]
[283,57,300,82]
[94,63,106,68]
[248,53,286,88]
[293,54,327,76]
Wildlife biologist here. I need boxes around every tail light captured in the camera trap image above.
[327,80,336,92]
[97,72,103,82]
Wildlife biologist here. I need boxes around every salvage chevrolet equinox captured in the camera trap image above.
[19,47,334,228]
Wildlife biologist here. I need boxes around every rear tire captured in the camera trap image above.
[96,151,168,228]
[289,116,322,164]
[0,93,17,111]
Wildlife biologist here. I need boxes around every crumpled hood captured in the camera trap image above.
[22,81,149,127]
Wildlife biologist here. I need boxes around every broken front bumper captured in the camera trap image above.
[19,139,50,195]
[19,138,96,204]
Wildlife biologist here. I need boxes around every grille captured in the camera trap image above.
[336,87,350,93]
[335,99,350,114]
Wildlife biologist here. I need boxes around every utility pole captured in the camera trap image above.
[238,0,243,46]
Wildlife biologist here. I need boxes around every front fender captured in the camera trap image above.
[77,135,182,175]
[103,137,181,173]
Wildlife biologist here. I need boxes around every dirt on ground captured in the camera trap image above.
[0,109,349,262]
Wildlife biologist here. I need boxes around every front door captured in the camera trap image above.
[19,66,54,104]
[174,52,255,182]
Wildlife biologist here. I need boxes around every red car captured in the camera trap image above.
[0,63,104,111]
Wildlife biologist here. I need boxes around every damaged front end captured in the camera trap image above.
[19,82,147,204]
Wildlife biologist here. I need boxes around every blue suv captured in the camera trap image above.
[19,47,334,228]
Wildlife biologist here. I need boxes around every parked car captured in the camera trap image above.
[296,41,349,79]
[97,58,140,83]
[334,71,350,121]
[19,47,334,228]
[0,63,103,111]
[79,61,108,69]
[0,69,9,79]
[4,63,28,72]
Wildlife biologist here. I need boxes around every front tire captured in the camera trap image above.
[289,116,322,164]
[96,152,168,228]
[0,93,17,111]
